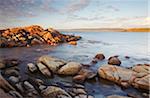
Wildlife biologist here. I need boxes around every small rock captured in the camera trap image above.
[68,41,77,45]
[8,76,19,84]
[39,85,47,91]
[27,63,37,72]
[4,69,19,77]
[23,81,34,90]
[35,79,44,86]
[94,53,105,60]
[73,75,86,83]
[108,56,121,66]
[0,59,5,69]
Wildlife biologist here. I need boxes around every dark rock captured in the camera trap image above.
[108,56,121,66]
[94,53,105,60]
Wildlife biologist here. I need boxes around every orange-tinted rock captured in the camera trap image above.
[68,41,77,45]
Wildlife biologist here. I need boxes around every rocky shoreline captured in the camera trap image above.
[0,25,81,48]
[0,54,149,98]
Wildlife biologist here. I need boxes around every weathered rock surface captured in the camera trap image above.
[38,55,66,73]
[58,62,82,75]
[41,86,72,98]
[98,64,150,90]
[0,25,81,48]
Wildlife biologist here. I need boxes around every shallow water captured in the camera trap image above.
[0,32,149,98]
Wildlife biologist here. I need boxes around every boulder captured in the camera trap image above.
[108,57,121,66]
[94,53,105,60]
[58,62,82,75]
[38,55,66,73]
[37,63,51,77]
[27,63,37,72]
[98,64,150,90]
[8,76,20,84]
[0,59,5,69]
[41,86,72,98]
[73,75,86,83]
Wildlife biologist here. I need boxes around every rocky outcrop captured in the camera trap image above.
[98,64,150,90]
[0,25,81,48]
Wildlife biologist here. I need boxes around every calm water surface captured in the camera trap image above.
[0,32,149,98]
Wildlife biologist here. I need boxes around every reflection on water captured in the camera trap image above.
[0,32,149,98]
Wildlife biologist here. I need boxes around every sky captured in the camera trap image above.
[0,0,149,29]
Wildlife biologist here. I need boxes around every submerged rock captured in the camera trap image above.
[58,62,82,75]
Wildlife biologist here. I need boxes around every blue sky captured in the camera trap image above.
[0,0,149,29]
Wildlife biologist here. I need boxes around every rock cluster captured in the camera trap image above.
[0,58,94,98]
[0,25,81,48]
[98,64,150,90]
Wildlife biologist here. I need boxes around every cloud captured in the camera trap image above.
[106,5,120,12]
[64,0,91,13]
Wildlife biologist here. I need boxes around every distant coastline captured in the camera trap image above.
[59,28,150,32]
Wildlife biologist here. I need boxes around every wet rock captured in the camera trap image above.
[35,79,44,86]
[38,55,66,73]
[75,94,93,98]
[108,56,121,66]
[58,62,82,75]
[8,76,20,84]
[4,69,20,77]
[23,81,34,90]
[68,41,77,45]
[0,73,15,91]
[78,69,97,79]
[27,63,37,73]
[94,53,105,60]
[41,86,72,98]
[37,62,51,77]
[0,88,13,98]
[107,95,132,98]
[39,85,47,91]
[73,75,86,83]
[72,88,87,94]
[9,90,23,98]
[15,82,24,93]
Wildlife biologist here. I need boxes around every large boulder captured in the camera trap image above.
[98,64,150,90]
[38,55,66,73]
[58,62,82,75]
